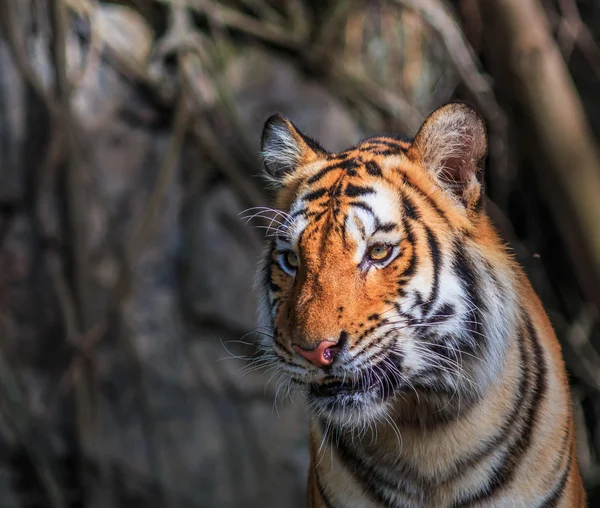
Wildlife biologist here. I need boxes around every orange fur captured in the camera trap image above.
[256,104,585,507]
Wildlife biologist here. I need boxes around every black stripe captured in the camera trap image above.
[348,201,375,216]
[370,148,401,156]
[336,158,362,171]
[315,470,337,508]
[398,217,417,279]
[426,303,454,323]
[538,450,572,508]
[289,208,307,219]
[359,138,406,155]
[345,184,375,197]
[327,426,404,507]
[307,157,362,183]
[401,193,420,220]
[365,160,383,176]
[348,330,400,370]
[296,126,327,156]
[265,243,280,295]
[268,259,281,292]
[329,181,343,198]
[386,133,412,144]
[307,165,338,184]
[452,243,486,353]
[457,315,548,506]
[347,202,395,237]
[397,171,449,223]
[438,326,529,487]
[374,222,397,233]
[421,226,441,315]
[303,187,328,202]
[351,323,383,352]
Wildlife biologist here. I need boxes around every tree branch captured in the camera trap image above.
[392,0,509,202]
[479,0,600,307]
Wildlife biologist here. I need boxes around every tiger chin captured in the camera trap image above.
[254,103,586,507]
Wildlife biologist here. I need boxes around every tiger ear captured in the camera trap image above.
[409,102,487,209]
[261,114,327,185]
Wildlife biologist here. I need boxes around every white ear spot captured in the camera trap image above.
[261,122,303,176]
[260,113,325,186]
[411,103,487,208]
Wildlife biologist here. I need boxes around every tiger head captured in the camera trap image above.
[254,103,517,429]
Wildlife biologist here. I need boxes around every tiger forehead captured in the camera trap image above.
[306,137,409,183]
[282,170,404,252]
[296,138,411,202]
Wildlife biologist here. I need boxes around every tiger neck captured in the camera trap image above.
[324,318,523,473]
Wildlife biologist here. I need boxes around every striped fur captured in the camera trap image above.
[254,104,586,507]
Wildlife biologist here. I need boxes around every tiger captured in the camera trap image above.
[253,102,586,507]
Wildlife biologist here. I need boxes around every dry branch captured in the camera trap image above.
[0,0,57,114]
[557,0,600,81]
[479,0,600,307]
[162,0,421,132]
[166,0,301,48]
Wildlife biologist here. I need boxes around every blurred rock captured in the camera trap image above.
[0,22,367,507]
[232,48,362,152]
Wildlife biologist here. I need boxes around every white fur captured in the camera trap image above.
[260,123,302,183]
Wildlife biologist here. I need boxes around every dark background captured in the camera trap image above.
[0,0,599,506]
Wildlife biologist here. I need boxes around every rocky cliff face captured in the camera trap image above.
[0,17,361,504]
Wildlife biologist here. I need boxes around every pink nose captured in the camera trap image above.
[293,340,338,367]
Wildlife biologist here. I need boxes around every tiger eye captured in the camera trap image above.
[286,251,299,268]
[369,244,391,261]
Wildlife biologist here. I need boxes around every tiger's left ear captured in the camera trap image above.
[409,102,487,209]
[261,113,327,186]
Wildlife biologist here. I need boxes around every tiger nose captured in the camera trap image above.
[293,340,339,367]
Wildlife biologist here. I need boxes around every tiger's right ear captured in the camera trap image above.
[408,103,487,210]
[261,114,327,185]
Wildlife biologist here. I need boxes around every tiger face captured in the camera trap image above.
[255,103,516,430]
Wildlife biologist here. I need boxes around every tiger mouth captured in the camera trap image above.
[310,378,371,397]
[308,359,402,399]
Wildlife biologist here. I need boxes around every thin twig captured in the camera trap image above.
[238,0,284,24]
[557,0,600,80]
[67,0,104,91]
[563,308,600,393]
[128,85,189,263]
[191,121,266,209]
[284,0,310,39]
[159,0,301,48]
[325,62,423,132]
[168,0,422,132]
[204,29,258,161]
[0,0,57,115]
[117,30,190,506]
[313,0,354,51]
[0,2,71,505]
[50,3,105,507]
